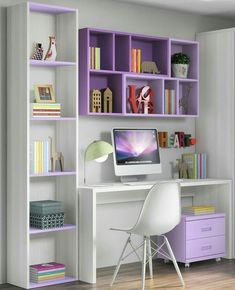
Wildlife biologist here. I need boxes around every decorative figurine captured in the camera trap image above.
[90,89,102,113]
[49,137,64,172]
[178,159,189,179]
[31,43,44,60]
[128,85,154,114]
[141,61,160,74]
[179,84,192,114]
[44,36,57,61]
[103,87,113,113]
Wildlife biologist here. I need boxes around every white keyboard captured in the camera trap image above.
[123,181,158,186]
[123,179,184,186]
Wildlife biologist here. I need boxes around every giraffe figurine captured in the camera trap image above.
[44,36,57,61]
[49,137,64,172]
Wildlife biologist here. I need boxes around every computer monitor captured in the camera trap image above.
[111,128,162,181]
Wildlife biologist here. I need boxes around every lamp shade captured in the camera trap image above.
[85,140,113,162]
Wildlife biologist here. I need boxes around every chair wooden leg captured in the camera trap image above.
[110,236,130,286]
[141,237,147,290]
[164,236,185,287]
[147,237,153,279]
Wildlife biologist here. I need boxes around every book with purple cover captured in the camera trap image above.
[30,262,65,272]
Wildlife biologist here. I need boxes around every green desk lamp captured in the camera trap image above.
[84,140,113,184]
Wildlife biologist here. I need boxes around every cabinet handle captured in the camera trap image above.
[201,245,212,251]
[201,227,212,232]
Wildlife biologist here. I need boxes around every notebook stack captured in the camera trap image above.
[30,200,64,229]
[31,103,61,118]
[182,205,215,215]
[30,262,65,283]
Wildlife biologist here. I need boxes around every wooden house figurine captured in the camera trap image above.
[90,89,102,113]
[103,87,113,113]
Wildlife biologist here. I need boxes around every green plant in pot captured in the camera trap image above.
[171,53,190,78]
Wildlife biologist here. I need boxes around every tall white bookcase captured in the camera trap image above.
[7,2,78,289]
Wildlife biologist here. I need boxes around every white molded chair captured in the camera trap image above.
[110,181,185,290]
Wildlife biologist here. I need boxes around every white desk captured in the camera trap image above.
[78,179,233,283]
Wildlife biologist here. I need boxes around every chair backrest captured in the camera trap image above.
[131,181,181,236]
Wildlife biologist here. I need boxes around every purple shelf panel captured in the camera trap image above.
[29,2,76,14]
[30,224,76,235]
[88,112,124,116]
[131,36,169,76]
[90,72,123,114]
[90,31,114,70]
[30,117,76,121]
[30,171,76,178]
[115,34,130,72]
[179,81,198,116]
[170,39,199,80]
[125,77,163,114]
[30,60,76,67]
[29,276,76,289]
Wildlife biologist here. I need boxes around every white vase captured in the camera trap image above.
[172,64,189,78]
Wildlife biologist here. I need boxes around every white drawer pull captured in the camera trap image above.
[201,227,212,232]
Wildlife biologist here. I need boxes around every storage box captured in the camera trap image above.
[30,212,65,229]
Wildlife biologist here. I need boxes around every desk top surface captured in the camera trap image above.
[79,178,232,192]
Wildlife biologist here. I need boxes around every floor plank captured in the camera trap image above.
[1,259,235,289]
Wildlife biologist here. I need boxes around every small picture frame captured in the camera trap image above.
[34,84,55,103]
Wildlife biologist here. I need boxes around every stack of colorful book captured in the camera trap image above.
[89,46,100,69]
[30,200,64,229]
[30,262,65,283]
[182,206,215,215]
[182,153,207,179]
[31,103,61,118]
[131,48,141,73]
[164,89,176,114]
[31,139,50,174]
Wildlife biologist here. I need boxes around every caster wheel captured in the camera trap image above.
[216,258,221,262]
[185,263,190,268]
[164,259,169,264]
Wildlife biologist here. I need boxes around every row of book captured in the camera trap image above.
[182,153,207,179]
[131,48,141,73]
[164,89,176,114]
[31,140,50,174]
[182,206,215,215]
[30,262,65,283]
[89,46,100,70]
[31,103,61,118]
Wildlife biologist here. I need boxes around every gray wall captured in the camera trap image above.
[1,0,235,283]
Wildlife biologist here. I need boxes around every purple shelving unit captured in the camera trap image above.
[29,276,76,289]
[30,171,76,177]
[30,60,76,67]
[79,28,199,117]
[30,117,76,121]
[30,224,76,235]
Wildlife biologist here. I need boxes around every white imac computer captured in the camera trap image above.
[111,128,162,183]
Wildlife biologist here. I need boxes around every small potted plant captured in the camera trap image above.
[171,53,190,78]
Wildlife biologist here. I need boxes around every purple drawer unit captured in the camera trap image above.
[162,213,226,267]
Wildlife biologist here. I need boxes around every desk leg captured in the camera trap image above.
[79,188,96,283]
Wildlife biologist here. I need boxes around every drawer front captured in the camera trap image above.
[186,236,225,259]
[186,217,225,240]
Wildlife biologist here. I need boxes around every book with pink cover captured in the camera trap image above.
[30,262,65,272]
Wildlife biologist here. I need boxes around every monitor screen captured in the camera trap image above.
[112,128,161,177]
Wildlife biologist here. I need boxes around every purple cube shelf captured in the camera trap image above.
[79,28,199,117]
[29,276,76,289]
[30,171,76,178]
[30,60,76,67]
[29,2,76,14]
[30,224,76,235]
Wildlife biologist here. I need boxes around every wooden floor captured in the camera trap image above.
[1,259,235,290]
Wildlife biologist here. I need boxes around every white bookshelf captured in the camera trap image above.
[7,2,78,289]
